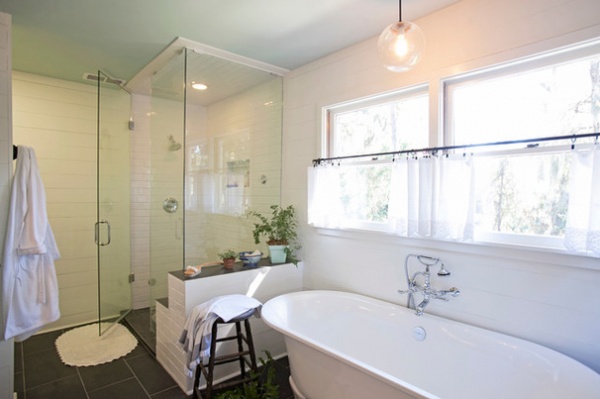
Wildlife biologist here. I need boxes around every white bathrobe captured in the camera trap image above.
[2,146,60,342]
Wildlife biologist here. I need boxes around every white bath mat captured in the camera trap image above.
[55,322,137,367]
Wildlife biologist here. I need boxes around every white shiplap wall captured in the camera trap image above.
[0,11,13,399]
[12,72,99,330]
[12,72,132,329]
[282,0,600,373]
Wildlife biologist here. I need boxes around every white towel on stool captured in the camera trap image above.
[179,294,262,376]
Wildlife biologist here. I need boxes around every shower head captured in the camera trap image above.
[168,135,182,151]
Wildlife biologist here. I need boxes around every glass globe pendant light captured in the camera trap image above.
[377,0,425,72]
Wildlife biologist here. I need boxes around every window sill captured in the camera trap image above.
[314,226,599,271]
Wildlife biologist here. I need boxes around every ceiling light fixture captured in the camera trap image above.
[377,0,425,72]
[191,82,208,91]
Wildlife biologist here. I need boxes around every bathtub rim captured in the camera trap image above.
[262,289,600,399]
[262,290,440,399]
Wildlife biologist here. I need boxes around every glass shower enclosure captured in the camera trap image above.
[96,70,133,335]
[123,40,285,351]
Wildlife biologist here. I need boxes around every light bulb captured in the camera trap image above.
[191,82,208,91]
[394,34,409,57]
[377,21,425,72]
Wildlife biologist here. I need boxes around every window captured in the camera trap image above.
[328,86,429,157]
[323,86,429,229]
[445,46,600,247]
[311,40,600,256]
[447,54,600,144]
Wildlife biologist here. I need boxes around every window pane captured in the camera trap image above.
[474,151,571,237]
[338,164,391,223]
[325,88,428,226]
[331,93,428,157]
[448,56,600,144]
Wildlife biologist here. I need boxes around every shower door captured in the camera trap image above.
[96,70,132,335]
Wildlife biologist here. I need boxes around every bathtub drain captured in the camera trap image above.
[413,326,426,341]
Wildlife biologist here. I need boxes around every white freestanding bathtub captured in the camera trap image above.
[261,290,600,399]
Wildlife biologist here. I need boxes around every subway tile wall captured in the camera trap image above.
[130,77,283,308]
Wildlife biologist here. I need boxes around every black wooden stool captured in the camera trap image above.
[193,309,259,399]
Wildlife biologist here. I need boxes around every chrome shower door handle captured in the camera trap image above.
[104,220,111,246]
[95,220,111,246]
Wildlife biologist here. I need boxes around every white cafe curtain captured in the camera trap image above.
[388,154,474,241]
[564,145,600,256]
[307,163,344,229]
[308,154,475,242]
[308,145,600,257]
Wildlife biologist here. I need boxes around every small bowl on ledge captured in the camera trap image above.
[239,251,262,268]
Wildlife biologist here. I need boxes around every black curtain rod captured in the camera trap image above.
[313,132,600,166]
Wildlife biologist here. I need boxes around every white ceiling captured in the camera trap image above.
[0,0,460,85]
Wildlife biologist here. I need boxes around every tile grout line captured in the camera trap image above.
[84,376,140,395]
[123,357,153,398]
[75,367,91,399]
[19,344,26,399]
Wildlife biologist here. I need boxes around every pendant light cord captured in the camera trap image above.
[398,0,402,22]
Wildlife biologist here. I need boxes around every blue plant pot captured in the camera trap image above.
[269,245,288,264]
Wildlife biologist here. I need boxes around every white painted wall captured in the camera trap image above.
[0,11,13,399]
[282,0,600,373]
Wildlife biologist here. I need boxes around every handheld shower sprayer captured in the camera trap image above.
[437,263,451,276]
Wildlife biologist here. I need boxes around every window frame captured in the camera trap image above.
[442,39,600,146]
[318,38,600,254]
[321,84,430,231]
[324,83,430,159]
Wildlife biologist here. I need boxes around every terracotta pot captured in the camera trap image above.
[223,258,236,269]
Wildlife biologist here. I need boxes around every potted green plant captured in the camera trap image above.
[249,204,300,265]
[218,249,237,269]
[215,352,279,399]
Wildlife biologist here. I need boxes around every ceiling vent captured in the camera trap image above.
[82,72,126,86]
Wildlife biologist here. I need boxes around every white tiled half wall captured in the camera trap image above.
[156,263,303,395]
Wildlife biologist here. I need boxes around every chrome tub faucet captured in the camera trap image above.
[398,254,460,316]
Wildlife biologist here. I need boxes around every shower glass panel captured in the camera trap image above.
[129,42,283,351]
[183,48,283,265]
[148,51,185,336]
[96,70,133,335]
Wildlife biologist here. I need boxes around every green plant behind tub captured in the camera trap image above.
[249,204,300,265]
[217,249,237,260]
[215,352,279,399]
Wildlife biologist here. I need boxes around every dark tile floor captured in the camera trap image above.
[13,325,294,399]
[123,307,157,354]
